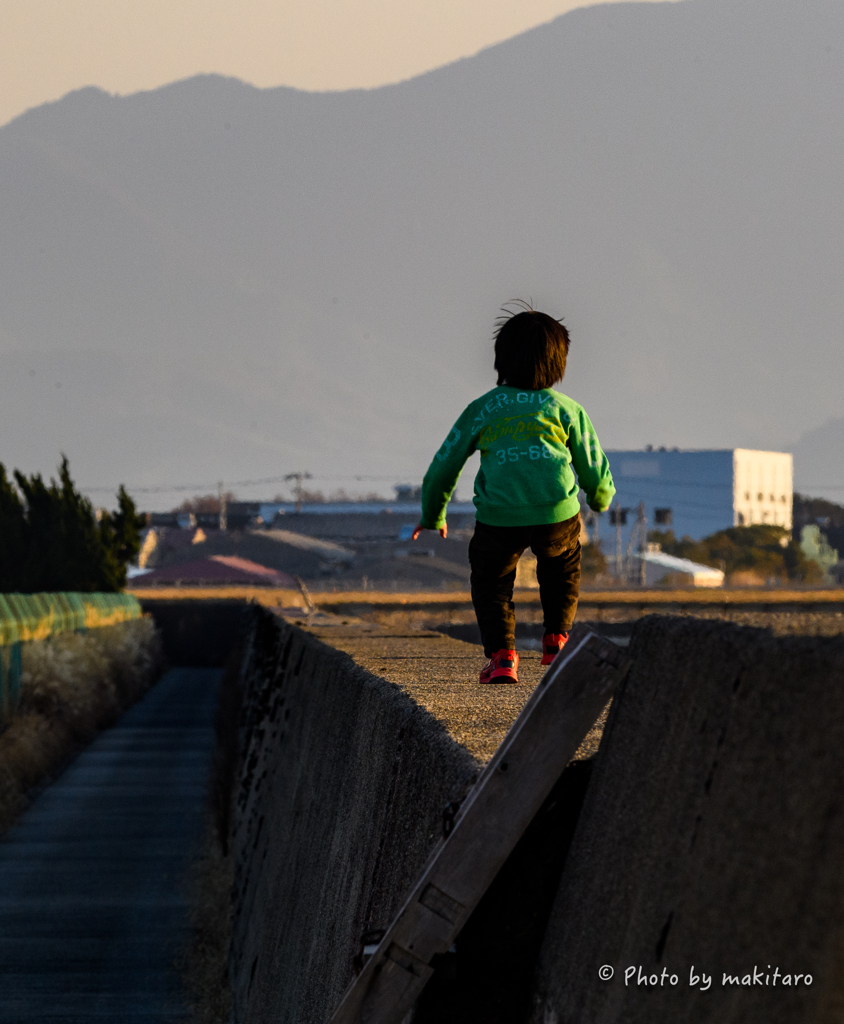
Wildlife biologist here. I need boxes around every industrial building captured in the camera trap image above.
[631,550,726,587]
[601,448,793,544]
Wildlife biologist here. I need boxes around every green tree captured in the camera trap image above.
[98,485,146,588]
[0,465,27,590]
[14,457,115,591]
[648,524,823,584]
[0,456,143,593]
[793,493,844,556]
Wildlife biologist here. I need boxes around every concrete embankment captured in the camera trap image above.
[138,597,255,666]
[230,607,844,1024]
[531,617,844,1024]
[230,608,603,1023]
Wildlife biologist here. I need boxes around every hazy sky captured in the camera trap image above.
[1,0,677,127]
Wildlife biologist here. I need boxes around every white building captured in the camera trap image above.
[731,449,793,529]
[632,551,725,588]
[601,448,793,543]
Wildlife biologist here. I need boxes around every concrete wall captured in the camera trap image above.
[139,599,249,666]
[230,609,488,1024]
[229,607,609,1024]
[532,616,844,1024]
[228,609,844,1024]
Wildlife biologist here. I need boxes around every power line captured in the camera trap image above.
[80,472,844,510]
[80,473,408,495]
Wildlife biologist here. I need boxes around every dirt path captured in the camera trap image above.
[0,667,221,1022]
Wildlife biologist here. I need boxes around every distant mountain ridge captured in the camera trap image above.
[1,0,842,503]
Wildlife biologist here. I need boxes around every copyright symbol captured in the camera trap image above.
[598,965,614,981]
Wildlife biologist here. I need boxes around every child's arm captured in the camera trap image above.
[413,408,477,538]
[567,407,615,512]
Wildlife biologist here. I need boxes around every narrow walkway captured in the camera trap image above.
[0,668,221,1023]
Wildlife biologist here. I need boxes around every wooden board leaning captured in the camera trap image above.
[329,623,630,1024]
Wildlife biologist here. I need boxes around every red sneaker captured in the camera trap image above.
[479,649,519,684]
[541,632,569,666]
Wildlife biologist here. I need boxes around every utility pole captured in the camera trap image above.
[218,481,228,531]
[284,472,312,514]
[610,504,627,580]
[637,502,647,586]
[617,508,622,579]
[580,498,600,547]
[625,502,648,586]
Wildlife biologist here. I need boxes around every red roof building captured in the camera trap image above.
[130,555,296,588]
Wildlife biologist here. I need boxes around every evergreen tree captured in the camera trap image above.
[111,485,146,567]
[0,466,27,590]
[0,456,144,593]
[98,485,146,588]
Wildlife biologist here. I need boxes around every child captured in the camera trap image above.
[412,306,615,683]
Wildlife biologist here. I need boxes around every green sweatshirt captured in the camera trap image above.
[420,386,615,529]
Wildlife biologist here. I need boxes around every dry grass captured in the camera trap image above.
[0,617,163,834]
[177,819,235,1024]
[129,585,306,608]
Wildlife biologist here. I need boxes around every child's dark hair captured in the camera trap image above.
[493,305,570,390]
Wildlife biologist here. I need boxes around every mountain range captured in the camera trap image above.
[1,0,842,506]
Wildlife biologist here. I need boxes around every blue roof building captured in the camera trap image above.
[600,448,793,544]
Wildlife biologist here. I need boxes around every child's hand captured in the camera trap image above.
[412,522,447,540]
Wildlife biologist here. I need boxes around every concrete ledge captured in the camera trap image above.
[532,616,844,1024]
[230,608,604,1023]
[228,606,844,1023]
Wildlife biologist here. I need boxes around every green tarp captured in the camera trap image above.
[0,592,142,646]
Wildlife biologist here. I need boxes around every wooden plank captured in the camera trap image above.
[329,623,629,1024]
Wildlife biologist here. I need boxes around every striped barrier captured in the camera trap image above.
[0,593,142,719]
